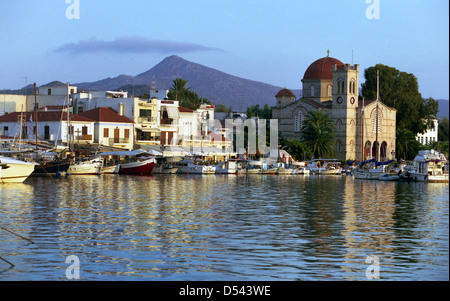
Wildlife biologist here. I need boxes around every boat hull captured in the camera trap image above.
[103,165,120,174]
[0,157,37,183]
[119,158,155,175]
[67,159,103,175]
[32,160,70,176]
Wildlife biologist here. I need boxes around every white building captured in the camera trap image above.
[416,119,439,145]
[0,110,95,147]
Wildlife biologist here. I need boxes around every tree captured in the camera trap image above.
[300,109,335,159]
[167,78,211,110]
[215,104,232,113]
[395,128,420,160]
[361,64,439,134]
[280,138,312,161]
[246,104,272,119]
[439,116,449,142]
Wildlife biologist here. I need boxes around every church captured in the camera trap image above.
[272,52,397,161]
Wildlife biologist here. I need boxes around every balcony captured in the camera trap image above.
[160,118,175,125]
[137,117,158,124]
[74,134,93,141]
[108,138,130,145]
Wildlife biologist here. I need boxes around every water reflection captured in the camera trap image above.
[0,175,448,280]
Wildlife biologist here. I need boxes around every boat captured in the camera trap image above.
[174,158,216,174]
[102,164,120,174]
[306,159,342,175]
[353,159,394,180]
[215,160,237,174]
[377,173,400,181]
[119,158,155,175]
[261,166,279,174]
[404,150,449,183]
[0,156,37,183]
[67,157,103,175]
[99,149,156,175]
[32,158,71,176]
[151,164,179,174]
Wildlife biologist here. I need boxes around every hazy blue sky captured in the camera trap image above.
[1,0,448,99]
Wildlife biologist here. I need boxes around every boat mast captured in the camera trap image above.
[375,70,379,161]
[34,83,38,155]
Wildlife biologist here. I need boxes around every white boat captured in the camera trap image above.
[175,159,216,174]
[353,159,394,180]
[378,174,400,181]
[67,157,103,175]
[151,164,179,174]
[404,150,449,183]
[102,164,120,174]
[215,160,237,174]
[278,167,294,175]
[0,156,37,183]
[261,167,279,174]
[306,160,342,175]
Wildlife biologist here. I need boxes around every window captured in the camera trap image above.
[22,126,28,139]
[372,110,382,133]
[295,110,305,132]
[336,140,342,152]
[48,89,51,95]
[44,125,50,140]
[336,119,343,131]
[328,85,332,96]
[3,126,8,136]
[310,84,316,97]
[82,126,88,135]
[125,129,130,138]
[104,128,109,138]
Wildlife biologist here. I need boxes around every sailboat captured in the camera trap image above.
[30,83,71,176]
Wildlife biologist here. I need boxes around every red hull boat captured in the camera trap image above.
[119,158,155,175]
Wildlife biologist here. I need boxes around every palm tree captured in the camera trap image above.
[300,109,335,159]
[396,128,420,160]
[281,138,312,161]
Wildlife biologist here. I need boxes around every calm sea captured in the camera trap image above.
[0,174,448,281]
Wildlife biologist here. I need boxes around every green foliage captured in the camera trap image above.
[395,128,421,160]
[246,104,272,119]
[167,78,211,110]
[361,64,439,134]
[215,104,233,113]
[439,116,449,142]
[280,138,312,161]
[300,109,335,159]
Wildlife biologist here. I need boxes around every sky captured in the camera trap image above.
[1,0,449,100]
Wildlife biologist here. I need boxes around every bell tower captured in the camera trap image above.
[331,63,359,160]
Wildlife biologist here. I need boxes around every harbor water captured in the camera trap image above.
[0,174,448,281]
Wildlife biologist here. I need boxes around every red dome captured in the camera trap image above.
[303,57,344,80]
[276,88,295,98]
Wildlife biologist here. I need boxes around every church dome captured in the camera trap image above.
[276,88,295,98]
[303,56,344,80]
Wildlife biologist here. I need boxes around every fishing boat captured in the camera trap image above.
[0,156,37,183]
[32,158,71,176]
[99,149,156,175]
[353,159,394,180]
[215,160,237,174]
[306,159,342,175]
[174,158,216,174]
[102,164,120,174]
[404,150,449,183]
[119,157,156,175]
[151,163,179,174]
[67,157,103,175]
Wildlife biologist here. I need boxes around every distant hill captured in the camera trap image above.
[437,99,449,119]
[74,55,302,111]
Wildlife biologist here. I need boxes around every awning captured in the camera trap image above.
[137,127,160,133]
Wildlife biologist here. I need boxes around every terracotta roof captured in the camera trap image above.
[0,111,94,123]
[301,98,332,109]
[303,57,344,80]
[276,88,295,98]
[78,107,134,123]
[178,106,194,113]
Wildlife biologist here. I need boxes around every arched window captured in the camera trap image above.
[328,85,332,96]
[350,119,355,132]
[336,140,342,152]
[310,84,316,97]
[336,119,343,131]
[372,109,382,133]
[294,109,305,132]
